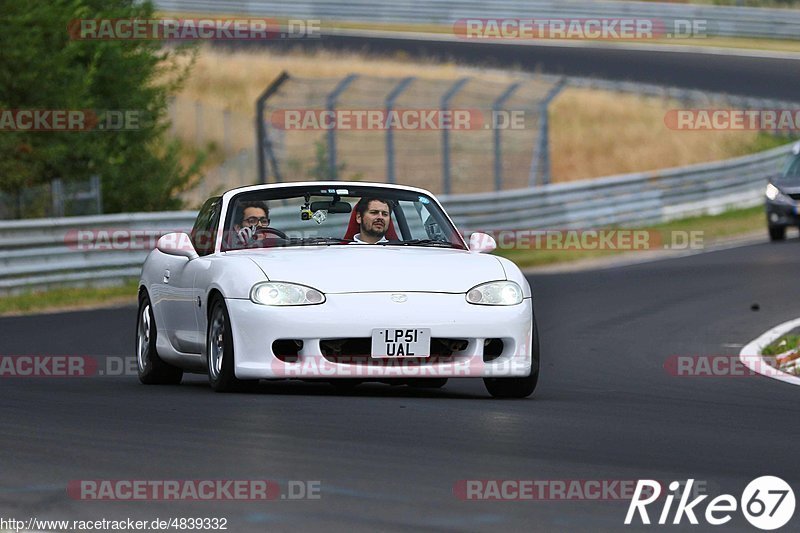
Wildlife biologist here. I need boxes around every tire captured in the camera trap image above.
[207,297,258,392]
[136,292,183,385]
[769,225,786,241]
[483,318,540,399]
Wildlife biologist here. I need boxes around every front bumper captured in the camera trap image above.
[226,293,534,379]
[766,199,800,227]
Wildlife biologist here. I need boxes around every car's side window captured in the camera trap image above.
[191,197,221,256]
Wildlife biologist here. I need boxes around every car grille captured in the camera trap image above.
[320,337,468,365]
[788,193,800,200]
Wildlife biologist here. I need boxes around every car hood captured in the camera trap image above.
[232,246,506,293]
[771,175,800,195]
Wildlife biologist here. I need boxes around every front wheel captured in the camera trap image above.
[136,292,183,385]
[483,319,539,399]
[207,297,258,392]
[769,225,786,241]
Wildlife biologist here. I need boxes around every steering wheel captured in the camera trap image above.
[254,227,288,240]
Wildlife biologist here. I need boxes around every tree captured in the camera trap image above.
[0,0,201,216]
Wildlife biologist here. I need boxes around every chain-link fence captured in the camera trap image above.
[168,96,254,155]
[256,73,565,195]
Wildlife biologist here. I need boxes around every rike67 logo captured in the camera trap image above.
[625,477,795,530]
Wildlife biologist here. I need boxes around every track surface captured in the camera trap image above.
[230,34,800,100]
[3,242,800,531]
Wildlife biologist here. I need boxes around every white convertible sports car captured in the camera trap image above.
[136,182,539,398]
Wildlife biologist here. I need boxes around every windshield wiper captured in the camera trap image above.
[285,237,354,246]
[386,239,460,248]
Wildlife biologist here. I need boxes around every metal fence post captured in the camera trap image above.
[223,108,231,154]
[168,96,176,137]
[492,82,521,192]
[385,77,415,184]
[255,71,290,184]
[91,175,102,214]
[51,179,64,217]
[326,74,358,180]
[194,100,203,147]
[441,77,470,194]
[528,78,566,187]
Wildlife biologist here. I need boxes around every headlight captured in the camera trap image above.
[766,183,791,203]
[466,281,523,306]
[250,282,325,306]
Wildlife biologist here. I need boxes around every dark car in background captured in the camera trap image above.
[766,142,800,241]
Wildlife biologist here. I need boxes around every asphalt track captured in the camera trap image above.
[228,34,800,100]
[3,241,800,531]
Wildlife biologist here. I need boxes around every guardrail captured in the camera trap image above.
[156,0,800,40]
[0,141,791,294]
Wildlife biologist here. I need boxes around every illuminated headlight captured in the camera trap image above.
[766,183,791,203]
[466,281,523,306]
[250,282,325,306]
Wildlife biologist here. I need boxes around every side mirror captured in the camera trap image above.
[469,232,496,254]
[156,232,199,260]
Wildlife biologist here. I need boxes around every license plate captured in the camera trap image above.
[371,328,431,358]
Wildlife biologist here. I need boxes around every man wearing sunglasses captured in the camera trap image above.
[234,201,271,246]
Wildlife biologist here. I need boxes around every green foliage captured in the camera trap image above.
[0,0,201,215]
[307,140,345,180]
[305,140,363,181]
[762,334,800,356]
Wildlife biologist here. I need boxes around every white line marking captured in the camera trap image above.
[740,317,800,386]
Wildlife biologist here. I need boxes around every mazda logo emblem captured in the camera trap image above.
[390,294,408,303]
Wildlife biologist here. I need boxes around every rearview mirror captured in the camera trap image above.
[310,200,352,214]
[469,232,497,254]
[156,232,199,259]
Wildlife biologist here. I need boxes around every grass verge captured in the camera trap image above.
[494,205,767,268]
[0,280,139,316]
[762,332,800,376]
[762,334,800,356]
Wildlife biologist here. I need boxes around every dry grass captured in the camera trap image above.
[549,88,766,181]
[172,46,520,114]
[170,47,773,193]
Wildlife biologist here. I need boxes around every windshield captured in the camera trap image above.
[781,154,800,180]
[221,185,466,251]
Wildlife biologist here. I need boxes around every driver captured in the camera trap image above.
[353,198,391,244]
[234,201,270,246]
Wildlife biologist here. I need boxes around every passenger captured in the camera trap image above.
[352,198,391,244]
